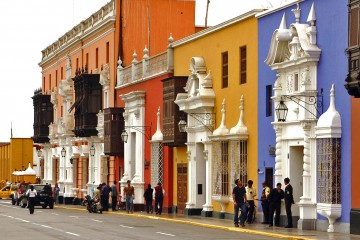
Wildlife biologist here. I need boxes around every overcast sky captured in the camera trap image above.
[0,0,281,142]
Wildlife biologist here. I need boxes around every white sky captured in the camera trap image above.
[0,0,280,142]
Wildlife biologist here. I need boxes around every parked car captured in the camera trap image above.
[11,182,31,205]
[19,184,54,209]
[0,184,18,199]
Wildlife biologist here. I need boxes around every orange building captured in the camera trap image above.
[34,0,196,205]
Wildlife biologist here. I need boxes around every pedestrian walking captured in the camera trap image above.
[268,182,284,227]
[284,177,294,228]
[245,180,257,224]
[111,180,118,211]
[124,180,135,213]
[54,183,60,204]
[26,185,37,214]
[260,181,271,224]
[143,184,153,213]
[101,182,111,211]
[154,182,165,215]
[232,179,248,227]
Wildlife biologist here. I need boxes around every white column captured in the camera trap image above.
[301,121,312,203]
[186,144,196,209]
[273,124,283,185]
[202,143,213,212]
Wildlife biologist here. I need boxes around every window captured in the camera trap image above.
[212,141,229,195]
[221,141,229,195]
[43,77,45,89]
[55,70,58,87]
[86,53,89,69]
[76,58,79,71]
[266,85,272,117]
[349,6,359,47]
[222,52,228,88]
[61,67,63,79]
[106,42,109,63]
[96,48,99,69]
[294,73,299,92]
[49,74,51,90]
[240,46,247,84]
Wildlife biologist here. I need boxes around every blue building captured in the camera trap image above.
[257,0,349,233]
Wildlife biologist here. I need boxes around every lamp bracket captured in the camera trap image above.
[187,113,216,132]
[282,90,323,118]
[124,125,152,140]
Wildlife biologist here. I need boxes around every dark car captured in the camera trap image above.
[19,184,54,209]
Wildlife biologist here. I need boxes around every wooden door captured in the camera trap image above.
[177,164,187,214]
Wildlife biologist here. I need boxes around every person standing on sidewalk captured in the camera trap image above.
[154,182,165,215]
[143,184,153,213]
[260,181,271,224]
[268,182,284,227]
[124,180,135,213]
[54,183,60,204]
[245,180,257,224]
[232,179,247,227]
[284,177,294,228]
[26,185,37,214]
[111,180,118,211]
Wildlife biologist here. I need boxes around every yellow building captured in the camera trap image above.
[0,138,34,186]
[173,10,261,217]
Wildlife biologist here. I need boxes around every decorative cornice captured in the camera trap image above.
[172,9,263,48]
[256,0,305,19]
[39,0,115,67]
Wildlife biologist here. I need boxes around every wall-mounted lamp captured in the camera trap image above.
[275,100,288,122]
[258,168,264,175]
[178,113,215,133]
[37,149,42,158]
[61,147,66,158]
[70,158,74,164]
[275,91,323,122]
[268,145,276,157]
[121,126,152,143]
[90,144,95,157]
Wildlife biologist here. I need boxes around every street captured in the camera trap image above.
[0,199,282,240]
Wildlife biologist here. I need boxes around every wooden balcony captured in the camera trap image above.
[72,72,102,137]
[32,89,53,143]
[162,76,187,146]
[104,108,125,156]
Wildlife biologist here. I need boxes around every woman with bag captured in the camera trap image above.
[26,185,37,214]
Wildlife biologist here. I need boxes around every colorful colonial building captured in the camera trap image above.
[173,9,262,217]
[33,0,196,206]
[257,0,349,233]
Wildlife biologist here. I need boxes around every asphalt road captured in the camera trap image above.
[0,199,281,240]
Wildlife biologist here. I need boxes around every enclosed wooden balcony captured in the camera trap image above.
[104,108,124,156]
[162,76,187,146]
[71,70,102,137]
[32,89,53,143]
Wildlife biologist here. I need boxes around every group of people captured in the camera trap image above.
[260,178,294,228]
[86,179,165,215]
[123,180,165,215]
[232,177,294,228]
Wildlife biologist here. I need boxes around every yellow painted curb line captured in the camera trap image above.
[57,206,314,240]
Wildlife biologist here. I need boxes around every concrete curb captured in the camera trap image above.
[57,206,314,240]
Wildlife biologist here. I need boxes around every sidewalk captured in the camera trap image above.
[59,204,360,240]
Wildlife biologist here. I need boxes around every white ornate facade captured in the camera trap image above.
[265,3,343,231]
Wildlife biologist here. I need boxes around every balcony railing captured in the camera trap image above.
[116,35,174,87]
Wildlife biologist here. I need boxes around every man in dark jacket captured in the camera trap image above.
[143,184,153,213]
[284,177,294,228]
[268,182,284,227]
[154,182,164,215]
[101,183,111,211]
